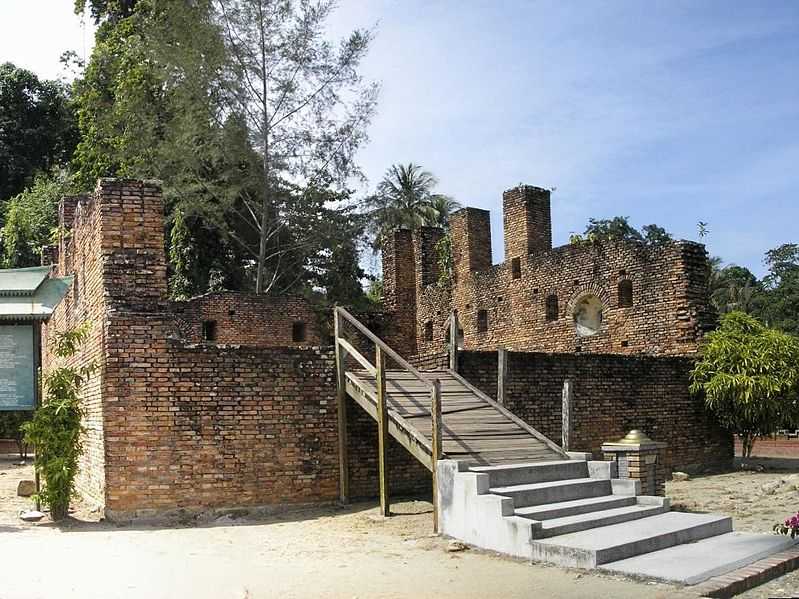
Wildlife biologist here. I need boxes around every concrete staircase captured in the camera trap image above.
[437,458,796,584]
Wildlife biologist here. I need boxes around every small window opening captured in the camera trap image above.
[228,309,236,316]
[202,320,218,342]
[532,288,539,295]
[545,295,559,322]
[621,340,630,348]
[573,279,580,286]
[292,321,307,342]
[618,279,633,308]
[511,257,521,279]
[477,309,488,333]
[424,321,434,341]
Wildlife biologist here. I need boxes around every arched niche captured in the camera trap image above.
[573,294,604,337]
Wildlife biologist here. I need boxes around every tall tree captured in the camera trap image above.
[0,63,77,206]
[709,261,761,316]
[365,162,459,248]
[72,0,255,296]
[756,243,799,335]
[1,172,69,268]
[214,0,378,294]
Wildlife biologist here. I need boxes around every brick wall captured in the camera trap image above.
[43,187,111,506]
[381,183,714,360]
[102,311,341,516]
[458,350,733,473]
[172,292,323,347]
[42,178,431,517]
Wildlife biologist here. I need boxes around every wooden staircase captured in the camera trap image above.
[333,307,566,525]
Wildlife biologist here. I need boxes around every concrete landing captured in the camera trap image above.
[600,531,799,585]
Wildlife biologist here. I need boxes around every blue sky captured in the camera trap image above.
[2,1,797,276]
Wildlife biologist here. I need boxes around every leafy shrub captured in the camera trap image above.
[22,323,93,521]
[690,312,799,459]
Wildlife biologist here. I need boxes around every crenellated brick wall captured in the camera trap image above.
[457,350,733,473]
[381,183,715,362]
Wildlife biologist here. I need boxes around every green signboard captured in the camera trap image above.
[0,324,35,411]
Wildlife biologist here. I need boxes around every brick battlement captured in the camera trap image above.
[382,183,714,359]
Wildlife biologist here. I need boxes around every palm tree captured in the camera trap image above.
[365,163,460,248]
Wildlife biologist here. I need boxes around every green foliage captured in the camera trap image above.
[75,0,138,23]
[365,163,460,249]
[709,259,761,316]
[436,234,453,286]
[690,312,799,458]
[0,411,32,459]
[569,217,673,246]
[366,277,383,306]
[1,172,70,268]
[22,323,94,521]
[0,63,77,205]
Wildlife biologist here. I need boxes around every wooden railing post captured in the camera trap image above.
[449,311,459,371]
[497,347,508,406]
[431,378,442,533]
[376,345,390,516]
[334,309,349,503]
[562,379,573,453]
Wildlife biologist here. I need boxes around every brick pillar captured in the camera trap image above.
[450,208,492,285]
[602,430,667,497]
[671,240,714,352]
[503,185,552,261]
[96,178,168,310]
[381,229,417,356]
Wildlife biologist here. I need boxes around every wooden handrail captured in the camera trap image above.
[334,306,434,392]
[336,337,377,376]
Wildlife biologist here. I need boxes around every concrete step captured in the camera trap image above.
[599,532,799,585]
[515,495,637,521]
[490,477,612,508]
[470,460,588,487]
[530,512,733,568]
[533,503,669,538]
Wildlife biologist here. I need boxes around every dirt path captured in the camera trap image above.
[2,455,797,598]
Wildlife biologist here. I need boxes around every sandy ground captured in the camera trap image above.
[1,455,798,599]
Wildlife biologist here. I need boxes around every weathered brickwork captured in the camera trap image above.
[42,178,429,517]
[457,350,733,473]
[383,184,714,360]
[173,292,323,347]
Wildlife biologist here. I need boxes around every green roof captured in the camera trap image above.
[0,266,52,296]
[0,267,73,320]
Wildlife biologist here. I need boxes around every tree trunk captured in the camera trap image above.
[50,501,68,522]
[740,433,755,460]
[255,0,270,295]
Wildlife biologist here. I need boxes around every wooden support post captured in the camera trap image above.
[430,378,442,533]
[333,310,349,503]
[375,345,390,516]
[449,311,459,371]
[497,347,508,406]
[562,379,573,452]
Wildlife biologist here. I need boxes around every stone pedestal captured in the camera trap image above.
[602,430,667,497]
